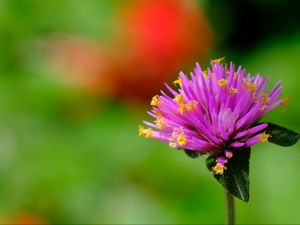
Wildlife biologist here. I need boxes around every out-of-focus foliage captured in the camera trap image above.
[0,0,300,224]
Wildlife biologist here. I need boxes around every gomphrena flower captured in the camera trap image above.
[139,58,287,175]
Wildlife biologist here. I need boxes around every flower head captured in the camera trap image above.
[140,60,283,174]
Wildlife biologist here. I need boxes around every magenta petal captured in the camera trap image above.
[230,141,245,148]
[245,134,261,147]
[235,123,268,139]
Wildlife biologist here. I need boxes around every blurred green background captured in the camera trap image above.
[0,0,300,224]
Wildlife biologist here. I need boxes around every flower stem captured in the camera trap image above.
[225,189,235,225]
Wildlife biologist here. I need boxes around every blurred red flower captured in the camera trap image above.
[8,213,47,225]
[47,0,213,103]
[112,0,213,101]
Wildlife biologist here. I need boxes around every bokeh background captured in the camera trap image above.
[0,0,300,224]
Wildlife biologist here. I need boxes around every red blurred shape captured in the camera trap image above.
[8,213,47,225]
[112,0,213,100]
[46,0,213,103]
[48,35,113,95]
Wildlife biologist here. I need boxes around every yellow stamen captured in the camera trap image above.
[178,103,186,114]
[260,132,271,142]
[155,117,165,130]
[173,77,182,87]
[281,95,289,106]
[229,87,238,95]
[280,95,289,111]
[138,125,152,138]
[259,93,271,111]
[186,100,198,111]
[244,80,257,92]
[152,109,162,116]
[212,57,226,64]
[169,127,188,148]
[138,125,145,136]
[174,94,184,103]
[218,79,228,89]
[202,70,209,78]
[261,93,270,104]
[176,133,188,146]
[150,95,160,106]
[144,129,152,138]
[213,163,226,175]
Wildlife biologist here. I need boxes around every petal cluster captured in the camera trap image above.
[140,59,286,173]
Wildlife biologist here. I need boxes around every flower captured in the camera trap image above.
[139,59,285,174]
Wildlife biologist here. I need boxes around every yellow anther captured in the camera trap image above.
[218,79,228,89]
[244,80,257,92]
[249,83,257,92]
[261,93,271,104]
[213,163,226,175]
[229,87,238,95]
[169,127,187,148]
[150,95,160,106]
[173,77,182,87]
[281,95,289,106]
[174,94,184,103]
[186,100,198,111]
[144,129,152,138]
[212,57,226,64]
[138,125,145,136]
[259,132,271,143]
[152,109,162,116]
[178,103,186,114]
[138,125,152,138]
[155,117,165,130]
[202,70,209,78]
[176,133,188,146]
[280,95,289,112]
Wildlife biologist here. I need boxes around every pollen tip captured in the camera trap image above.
[244,80,257,92]
[212,57,226,64]
[178,103,186,114]
[176,133,188,146]
[218,79,228,89]
[259,132,271,143]
[169,127,188,148]
[281,95,290,106]
[173,77,182,87]
[155,117,165,130]
[138,125,144,136]
[213,162,226,175]
[202,70,209,78]
[261,93,271,104]
[150,95,160,106]
[174,93,184,103]
[138,125,152,138]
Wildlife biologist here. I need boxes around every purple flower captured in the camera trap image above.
[139,59,287,174]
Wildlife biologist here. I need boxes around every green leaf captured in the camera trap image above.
[184,149,200,159]
[264,123,300,146]
[206,148,250,202]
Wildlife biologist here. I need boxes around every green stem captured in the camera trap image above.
[225,189,235,225]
